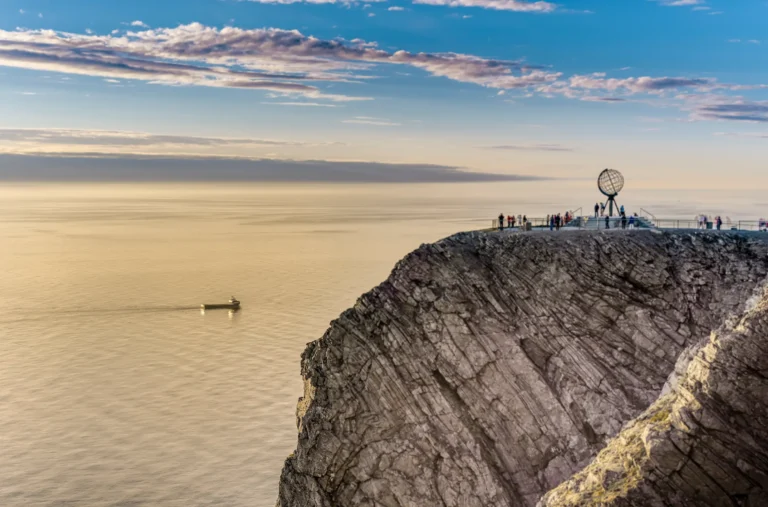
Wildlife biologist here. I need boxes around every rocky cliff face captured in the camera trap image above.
[277,231,768,507]
[538,286,768,506]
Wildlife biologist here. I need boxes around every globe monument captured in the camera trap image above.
[598,168,624,217]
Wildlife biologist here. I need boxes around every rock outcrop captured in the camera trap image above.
[538,285,768,507]
[277,231,768,507]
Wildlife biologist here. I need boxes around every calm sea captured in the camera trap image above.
[1,182,765,506]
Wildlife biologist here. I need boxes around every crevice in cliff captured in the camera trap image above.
[432,368,522,505]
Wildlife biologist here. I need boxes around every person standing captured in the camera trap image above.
[629,214,635,229]
[550,215,555,231]
[511,215,516,228]
[498,213,504,231]
[605,215,610,230]
[621,212,627,230]
[716,216,722,230]
[600,202,606,216]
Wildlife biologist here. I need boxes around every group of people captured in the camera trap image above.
[593,202,608,217]
[546,212,573,231]
[610,210,637,229]
[497,213,527,231]
[594,203,637,230]
[696,215,724,230]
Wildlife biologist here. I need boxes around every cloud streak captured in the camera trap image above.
[692,99,768,123]
[412,0,556,12]
[242,0,385,3]
[652,0,704,6]
[342,116,401,126]
[0,128,321,148]
[567,75,713,93]
[0,153,547,183]
[484,143,573,151]
[0,23,559,101]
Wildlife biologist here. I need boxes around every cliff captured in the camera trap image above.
[277,230,768,507]
[538,285,768,507]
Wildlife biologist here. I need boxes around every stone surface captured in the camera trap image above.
[538,285,768,506]
[276,230,768,507]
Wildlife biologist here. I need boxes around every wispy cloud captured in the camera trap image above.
[388,6,405,10]
[580,96,627,102]
[342,116,401,126]
[483,143,573,151]
[691,98,768,123]
[412,0,556,12]
[650,0,719,14]
[0,128,328,152]
[262,101,339,107]
[130,20,149,28]
[712,131,768,139]
[651,0,705,7]
[0,23,559,102]
[242,0,385,3]
[569,75,713,93]
[535,73,764,104]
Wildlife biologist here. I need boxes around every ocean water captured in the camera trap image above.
[1,182,765,507]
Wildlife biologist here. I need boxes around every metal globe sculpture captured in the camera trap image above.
[598,168,624,197]
[597,168,624,217]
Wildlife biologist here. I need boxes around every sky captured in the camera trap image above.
[0,0,767,186]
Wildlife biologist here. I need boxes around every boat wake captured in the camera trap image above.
[51,305,201,315]
[0,305,202,324]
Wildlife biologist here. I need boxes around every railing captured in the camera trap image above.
[491,217,582,230]
[491,217,768,232]
[639,208,657,225]
[654,220,767,231]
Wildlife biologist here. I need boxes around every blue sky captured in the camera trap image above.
[0,0,767,186]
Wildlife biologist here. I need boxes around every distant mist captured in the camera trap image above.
[0,154,548,183]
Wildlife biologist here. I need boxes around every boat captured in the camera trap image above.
[201,297,241,311]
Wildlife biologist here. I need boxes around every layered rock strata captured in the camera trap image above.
[539,286,768,506]
[277,231,768,507]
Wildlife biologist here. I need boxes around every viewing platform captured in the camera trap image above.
[491,216,767,232]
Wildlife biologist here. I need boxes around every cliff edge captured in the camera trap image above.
[277,230,768,507]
